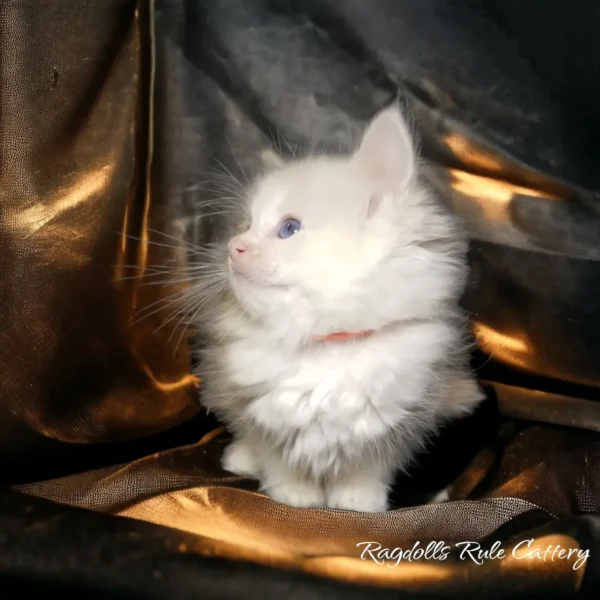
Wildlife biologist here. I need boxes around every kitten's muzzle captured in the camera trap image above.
[228,236,248,259]
[228,236,258,281]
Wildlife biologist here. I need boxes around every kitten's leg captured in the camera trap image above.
[260,454,325,508]
[326,462,392,513]
[221,435,261,478]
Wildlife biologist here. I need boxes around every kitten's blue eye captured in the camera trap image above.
[278,217,302,239]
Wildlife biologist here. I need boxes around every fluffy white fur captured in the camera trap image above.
[195,106,484,512]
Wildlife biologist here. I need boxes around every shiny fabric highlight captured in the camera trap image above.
[0,0,198,482]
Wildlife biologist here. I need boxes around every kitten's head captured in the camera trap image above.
[225,106,466,335]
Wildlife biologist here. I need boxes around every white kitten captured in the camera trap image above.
[195,106,484,512]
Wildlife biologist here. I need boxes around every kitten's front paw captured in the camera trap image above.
[429,488,450,504]
[327,482,389,513]
[221,439,260,478]
[264,480,326,508]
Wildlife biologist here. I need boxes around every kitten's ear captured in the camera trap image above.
[261,149,285,171]
[353,106,416,193]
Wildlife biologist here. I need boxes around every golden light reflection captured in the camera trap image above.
[493,467,545,502]
[119,489,456,590]
[449,169,552,204]
[137,7,157,276]
[500,534,586,588]
[304,556,454,588]
[444,133,505,174]
[119,485,581,592]
[119,195,131,254]
[198,427,225,446]
[137,214,150,272]
[140,364,199,393]
[473,322,530,370]
[16,166,112,235]
[114,194,132,284]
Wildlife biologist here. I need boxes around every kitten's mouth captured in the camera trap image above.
[228,260,264,286]
[230,268,255,284]
[228,260,283,289]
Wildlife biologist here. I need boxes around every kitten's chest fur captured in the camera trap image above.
[204,319,457,475]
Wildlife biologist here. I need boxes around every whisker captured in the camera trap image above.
[202,185,244,201]
[121,234,189,253]
[137,272,225,287]
[277,127,296,159]
[157,290,215,341]
[144,272,224,329]
[198,209,236,219]
[130,280,219,322]
[146,227,200,252]
[197,194,240,204]
[226,134,250,185]
[131,294,191,325]
[121,232,221,259]
[178,179,242,194]
[114,262,210,274]
[154,295,201,333]
[137,278,196,287]
[212,158,244,192]
[115,273,191,283]
[169,283,226,353]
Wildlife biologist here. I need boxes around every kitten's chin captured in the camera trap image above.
[228,269,288,321]
[228,259,286,289]
[228,265,275,289]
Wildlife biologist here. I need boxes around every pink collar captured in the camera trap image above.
[311,330,374,343]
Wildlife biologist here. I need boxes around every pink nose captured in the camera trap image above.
[228,237,248,259]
